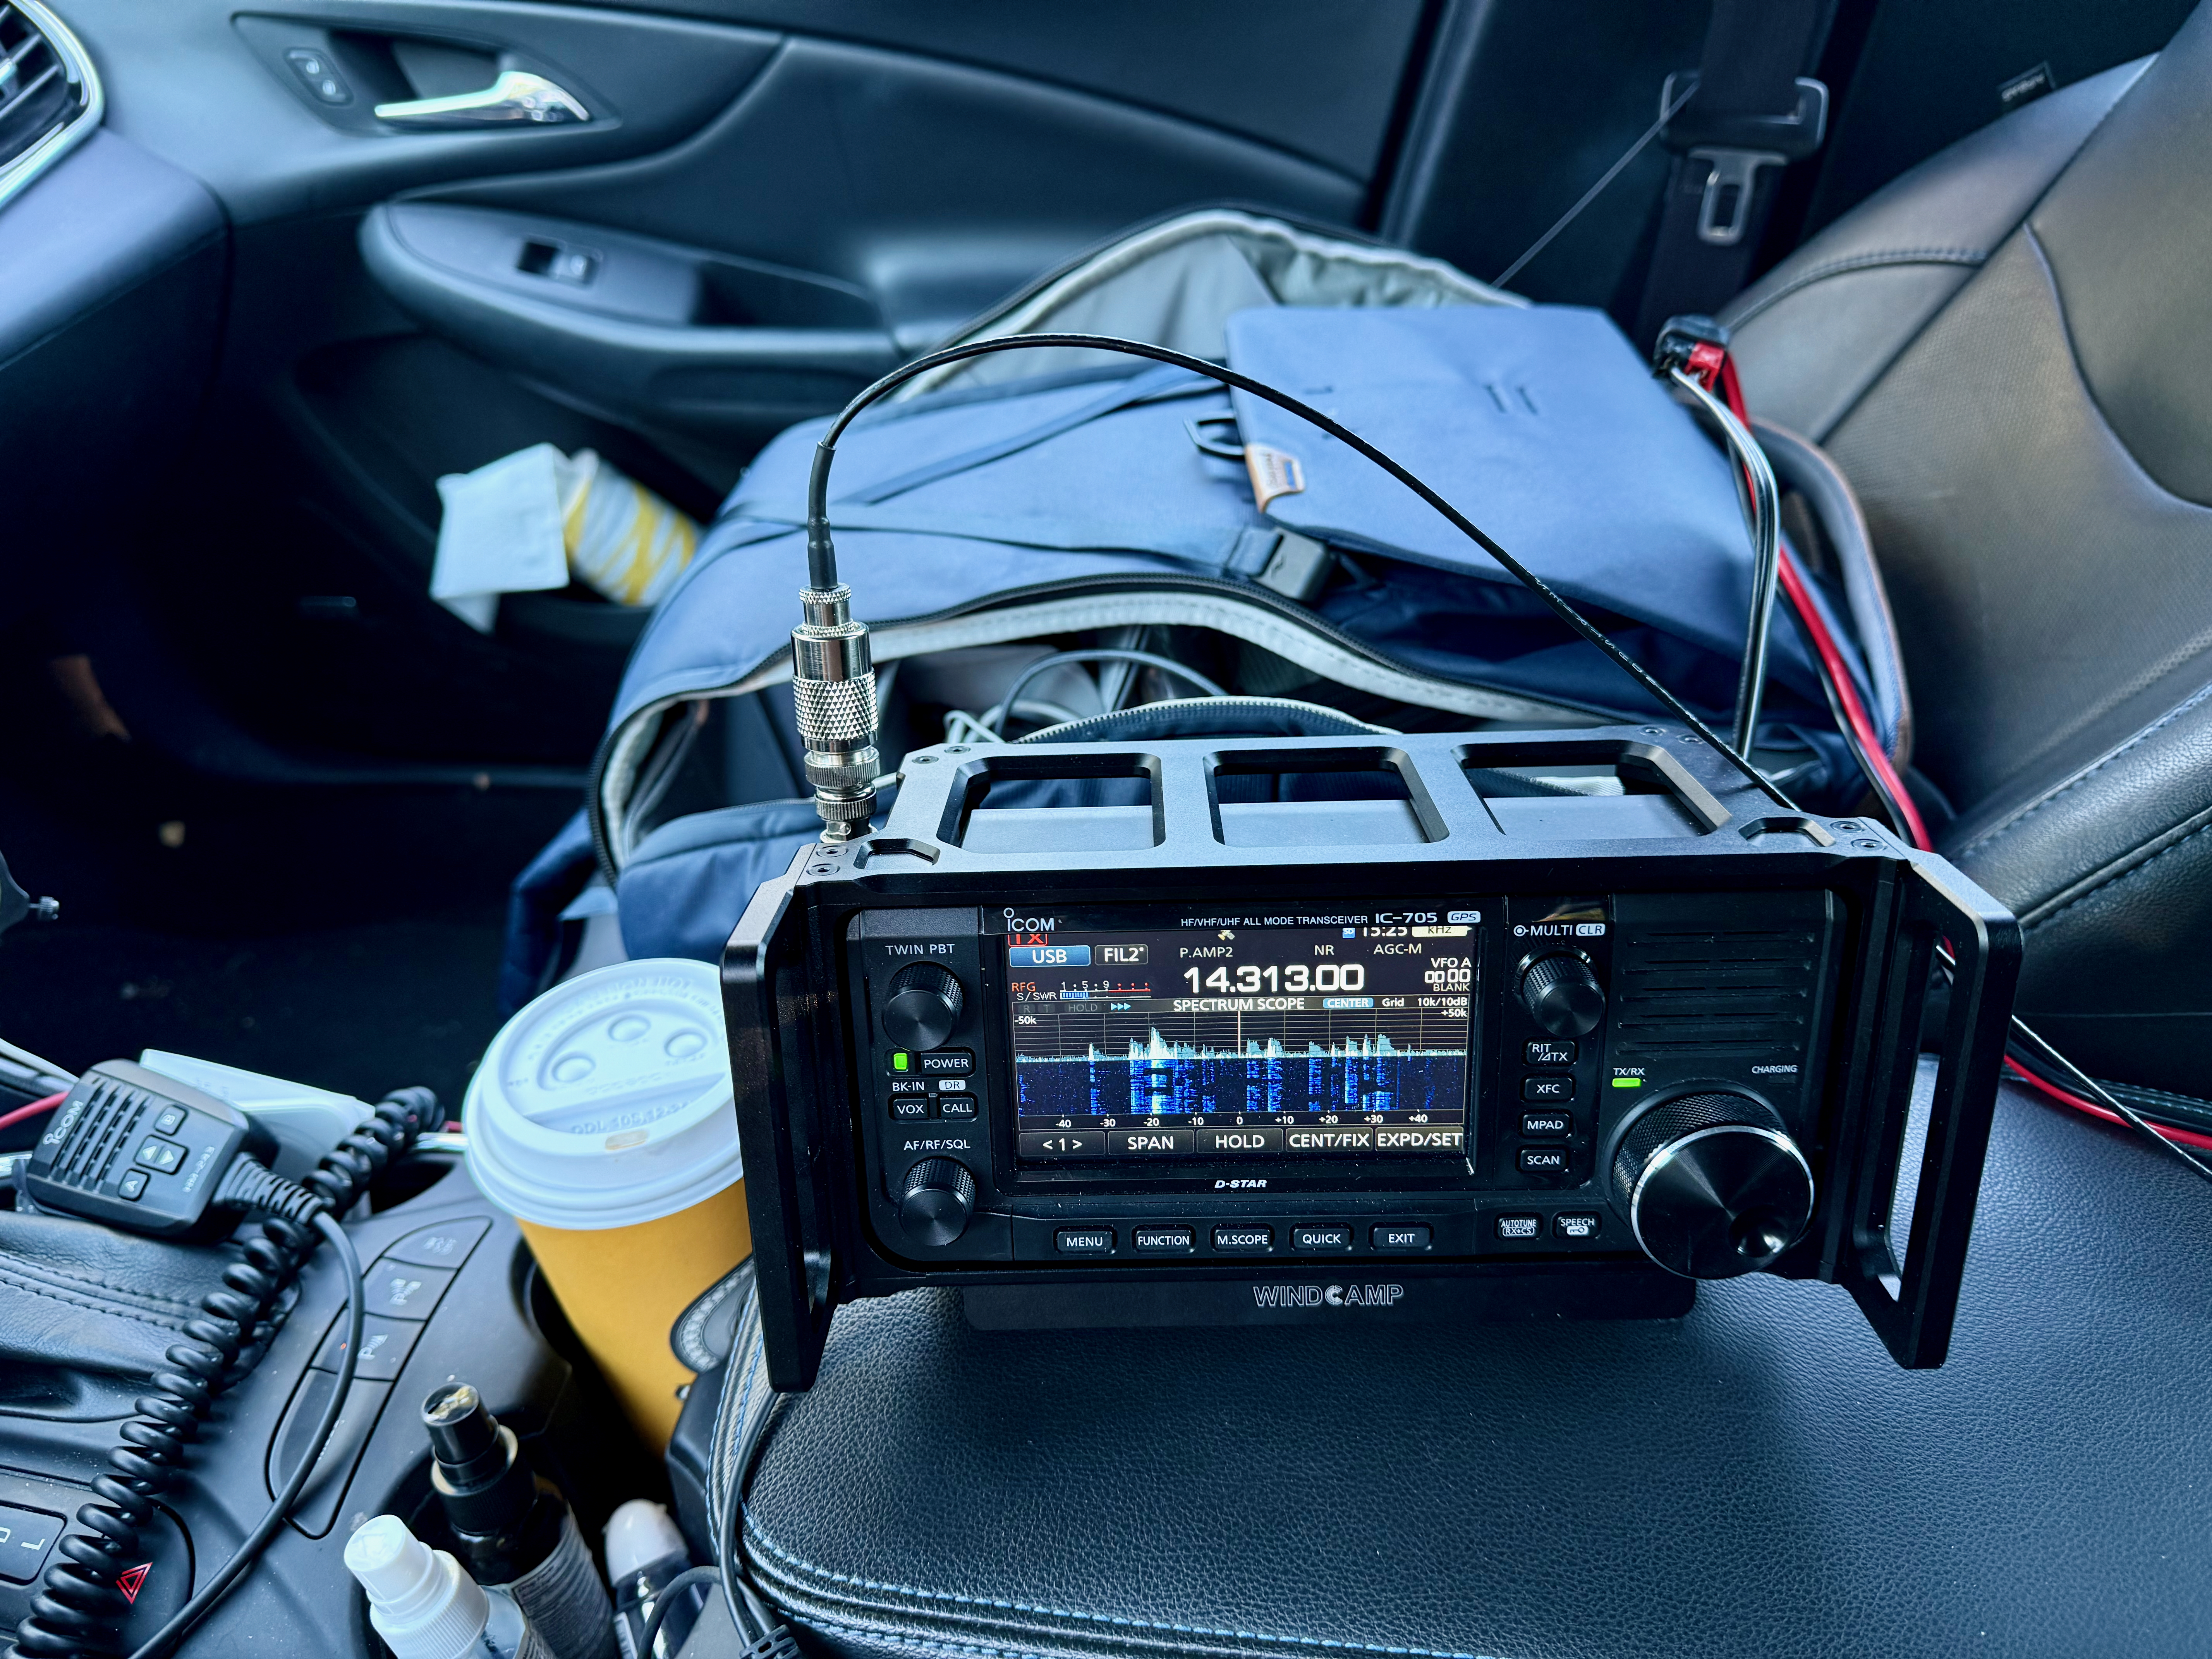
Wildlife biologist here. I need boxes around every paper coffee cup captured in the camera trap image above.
[463,958,748,1447]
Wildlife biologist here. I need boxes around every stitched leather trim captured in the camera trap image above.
[799,1615,1054,1659]
[1726,247,1986,330]
[1953,679,2212,860]
[0,1261,195,1329]
[2022,805,2212,929]
[746,1525,1500,1659]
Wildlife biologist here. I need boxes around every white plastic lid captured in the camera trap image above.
[345,1515,491,1659]
[462,958,742,1230]
[603,1498,689,1582]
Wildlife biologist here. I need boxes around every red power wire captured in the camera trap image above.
[2004,1058,2212,1152]
[1698,347,2212,1161]
[0,1091,66,1134]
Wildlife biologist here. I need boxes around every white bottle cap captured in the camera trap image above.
[345,1514,491,1659]
[603,1499,689,1583]
[461,959,742,1230]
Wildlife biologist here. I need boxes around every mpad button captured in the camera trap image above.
[1055,1227,1115,1255]
[1372,1223,1432,1251]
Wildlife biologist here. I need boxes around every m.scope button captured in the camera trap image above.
[1055,1227,1115,1255]
[1211,1225,1274,1253]
[1372,1223,1432,1251]
[1132,1225,1195,1253]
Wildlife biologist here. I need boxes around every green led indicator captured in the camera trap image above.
[1611,1076,1643,1088]
[893,1052,910,1073]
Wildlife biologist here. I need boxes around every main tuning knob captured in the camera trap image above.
[883,962,964,1051]
[1519,953,1605,1037]
[1609,1092,1814,1278]
[898,1157,975,1246]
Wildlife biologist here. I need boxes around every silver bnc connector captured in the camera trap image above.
[790,583,880,841]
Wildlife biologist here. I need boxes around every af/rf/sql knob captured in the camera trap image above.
[1610,1092,1814,1278]
[1519,953,1605,1037]
[883,962,964,1051]
[898,1158,975,1246]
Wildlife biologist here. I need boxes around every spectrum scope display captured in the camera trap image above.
[1004,918,1475,1159]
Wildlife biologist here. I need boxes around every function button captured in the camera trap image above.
[1553,1212,1602,1240]
[382,1217,490,1269]
[1211,1224,1274,1254]
[1371,1223,1432,1251]
[934,1094,978,1120]
[1019,1130,1104,1158]
[1108,1127,1194,1156]
[136,1137,186,1172]
[312,1313,422,1382]
[1196,1125,1284,1155]
[917,1049,974,1075]
[363,1262,455,1321]
[1055,1227,1115,1255]
[887,1077,929,1096]
[152,1105,188,1135]
[1495,1214,1541,1240]
[1518,1145,1571,1176]
[1521,1075,1575,1103]
[1291,1223,1353,1252]
[1520,1111,1572,1138]
[890,1096,932,1122]
[1132,1224,1195,1254]
[0,1501,63,1585]
[1524,1039,1578,1067]
[117,1169,149,1200]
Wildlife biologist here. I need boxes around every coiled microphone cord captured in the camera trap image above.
[14,1087,434,1659]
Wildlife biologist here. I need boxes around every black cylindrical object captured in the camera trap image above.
[424,1382,617,1659]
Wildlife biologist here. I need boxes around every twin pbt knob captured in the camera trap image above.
[883,963,964,1051]
[1609,1092,1814,1278]
[1518,953,1606,1037]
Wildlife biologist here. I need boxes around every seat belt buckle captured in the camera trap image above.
[1688,148,1788,246]
[1658,70,1831,245]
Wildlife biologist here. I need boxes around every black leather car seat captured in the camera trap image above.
[717,19,2212,1659]
[1725,19,2212,1096]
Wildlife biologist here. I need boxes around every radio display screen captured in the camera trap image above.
[1005,917,1475,1160]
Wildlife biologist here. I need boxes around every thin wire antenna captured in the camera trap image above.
[1494,79,1699,290]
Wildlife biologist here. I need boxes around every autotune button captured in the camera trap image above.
[1055,1227,1114,1255]
[1371,1223,1432,1251]
[1495,1214,1540,1240]
[1211,1224,1274,1253]
[1132,1225,1195,1253]
[1291,1223,1353,1251]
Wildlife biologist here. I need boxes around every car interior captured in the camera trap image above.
[2,1,2210,1656]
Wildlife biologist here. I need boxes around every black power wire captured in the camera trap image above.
[800,331,1795,812]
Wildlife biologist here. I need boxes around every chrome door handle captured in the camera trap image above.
[374,70,589,127]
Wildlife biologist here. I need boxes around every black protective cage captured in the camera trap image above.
[724,727,2019,1389]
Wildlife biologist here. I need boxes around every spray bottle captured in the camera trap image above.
[345,1513,550,1659]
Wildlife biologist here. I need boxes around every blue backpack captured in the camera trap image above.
[502,299,1904,1006]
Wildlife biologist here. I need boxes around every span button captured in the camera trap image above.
[1108,1127,1194,1156]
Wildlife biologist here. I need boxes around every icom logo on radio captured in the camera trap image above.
[1252,1283,1407,1309]
[1003,909,1060,933]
